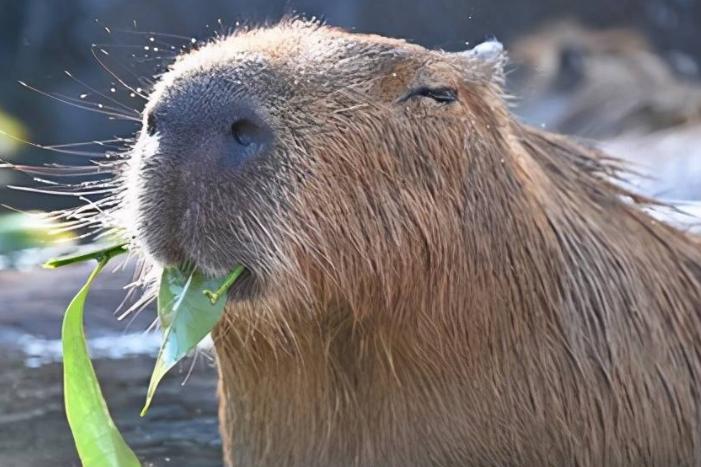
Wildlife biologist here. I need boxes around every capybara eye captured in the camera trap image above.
[399,86,457,104]
[145,113,157,136]
[231,119,260,146]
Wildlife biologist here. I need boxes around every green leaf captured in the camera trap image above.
[141,265,245,415]
[62,258,140,467]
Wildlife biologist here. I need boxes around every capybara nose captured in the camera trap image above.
[145,98,273,172]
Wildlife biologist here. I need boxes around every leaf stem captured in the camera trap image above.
[43,243,129,269]
[202,265,246,304]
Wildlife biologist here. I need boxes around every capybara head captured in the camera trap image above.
[123,19,509,311]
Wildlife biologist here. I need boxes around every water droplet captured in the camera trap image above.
[190,38,197,44]
[144,46,150,51]
[149,37,155,42]
[80,93,88,99]
[110,87,116,93]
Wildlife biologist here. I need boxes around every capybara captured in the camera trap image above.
[122,20,701,466]
[510,20,701,138]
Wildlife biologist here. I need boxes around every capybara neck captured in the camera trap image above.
[213,119,701,466]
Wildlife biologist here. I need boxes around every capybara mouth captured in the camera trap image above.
[135,226,262,302]
[173,248,262,301]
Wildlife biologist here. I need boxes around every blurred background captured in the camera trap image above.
[1,1,700,466]
[2,0,701,213]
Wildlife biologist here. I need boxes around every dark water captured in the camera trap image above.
[0,262,223,467]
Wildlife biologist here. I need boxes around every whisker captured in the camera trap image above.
[110,28,197,43]
[47,138,131,149]
[51,90,138,119]
[77,195,109,217]
[49,219,103,234]
[89,42,164,95]
[63,70,140,115]
[90,46,149,101]
[0,161,113,177]
[32,177,59,186]
[181,350,199,386]
[17,81,140,121]
[92,42,179,67]
[119,291,156,321]
[0,129,121,157]
[7,185,115,196]
[89,42,168,51]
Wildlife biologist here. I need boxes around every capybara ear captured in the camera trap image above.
[452,39,506,84]
[465,40,504,62]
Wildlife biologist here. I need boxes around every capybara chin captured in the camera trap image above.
[120,19,701,467]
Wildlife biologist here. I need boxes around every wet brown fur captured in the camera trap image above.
[126,20,701,466]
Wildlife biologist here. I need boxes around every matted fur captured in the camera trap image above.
[122,19,701,466]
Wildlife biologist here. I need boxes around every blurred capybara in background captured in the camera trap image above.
[511,20,701,199]
[510,20,701,137]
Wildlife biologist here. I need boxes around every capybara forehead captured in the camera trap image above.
[158,21,449,100]
[179,21,424,72]
[145,19,506,129]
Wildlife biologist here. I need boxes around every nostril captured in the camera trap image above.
[225,115,273,169]
[231,119,262,147]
